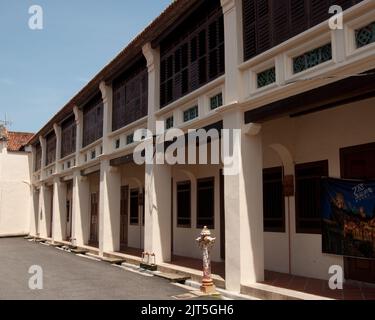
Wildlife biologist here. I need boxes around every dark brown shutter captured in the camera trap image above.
[112,58,148,131]
[61,115,76,158]
[242,0,364,62]
[243,0,256,61]
[272,0,290,45]
[290,0,308,36]
[160,0,224,108]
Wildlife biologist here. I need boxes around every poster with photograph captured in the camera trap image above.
[322,178,375,259]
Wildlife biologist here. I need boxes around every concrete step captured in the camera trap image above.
[84,252,126,265]
[240,283,331,300]
[154,271,191,283]
[101,256,126,265]
[71,248,89,255]
[46,242,63,248]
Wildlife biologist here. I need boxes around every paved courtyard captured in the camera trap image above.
[0,238,195,300]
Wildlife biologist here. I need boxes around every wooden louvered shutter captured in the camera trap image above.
[332,0,355,10]
[243,0,256,61]
[290,0,308,36]
[112,86,121,131]
[208,20,218,79]
[190,35,199,91]
[160,59,167,107]
[173,48,182,100]
[198,30,207,85]
[272,0,290,46]
[218,15,225,74]
[257,0,272,53]
[141,70,148,117]
[310,0,330,27]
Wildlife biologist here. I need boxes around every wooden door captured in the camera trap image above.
[89,193,99,247]
[120,186,129,251]
[66,182,73,241]
[341,142,375,283]
[49,187,54,238]
[220,169,225,260]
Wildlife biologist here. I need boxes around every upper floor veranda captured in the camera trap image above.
[29,0,375,184]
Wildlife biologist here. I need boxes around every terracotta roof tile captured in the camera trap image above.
[6,131,34,151]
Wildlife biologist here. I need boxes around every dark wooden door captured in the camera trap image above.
[49,187,54,238]
[66,182,73,241]
[66,200,72,240]
[341,142,375,283]
[89,193,99,247]
[220,169,225,260]
[120,186,129,251]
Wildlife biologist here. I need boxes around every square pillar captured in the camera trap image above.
[53,124,62,173]
[99,82,113,155]
[52,178,67,242]
[73,106,83,166]
[221,0,243,103]
[98,159,121,255]
[71,171,90,247]
[39,136,47,180]
[223,110,264,292]
[144,163,172,264]
[38,184,52,238]
[142,42,160,132]
[29,187,40,237]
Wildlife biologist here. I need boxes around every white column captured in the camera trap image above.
[144,163,172,263]
[142,43,160,133]
[99,81,113,155]
[142,42,172,263]
[222,110,264,292]
[71,171,90,246]
[73,106,83,166]
[98,159,121,255]
[29,187,39,236]
[221,0,243,103]
[39,184,52,238]
[52,178,67,242]
[53,123,62,173]
[39,136,47,180]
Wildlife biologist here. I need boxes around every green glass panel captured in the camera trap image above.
[293,44,332,74]
[257,67,276,88]
[356,21,375,48]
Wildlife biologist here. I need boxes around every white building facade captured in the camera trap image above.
[26,0,375,293]
[0,129,33,237]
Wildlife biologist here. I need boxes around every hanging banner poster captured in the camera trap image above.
[322,178,375,259]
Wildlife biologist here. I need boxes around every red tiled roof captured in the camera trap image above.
[6,131,34,151]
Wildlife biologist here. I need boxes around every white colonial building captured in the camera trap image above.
[22,0,375,295]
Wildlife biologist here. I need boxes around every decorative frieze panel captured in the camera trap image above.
[293,43,332,74]
[356,21,375,49]
[257,67,276,88]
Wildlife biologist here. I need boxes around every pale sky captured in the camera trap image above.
[0,0,171,132]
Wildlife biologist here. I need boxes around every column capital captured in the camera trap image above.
[53,123,60,133]
[244,123,262,136]
[73,105,81,125]
[39,135,46,145]
[142,42,159,73]
[99,81,112,104]
[220,0,236,15]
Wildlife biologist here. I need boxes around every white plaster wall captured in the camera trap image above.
[172,163,222,262]
[262,97,375,280]
[0,150,31,236]
[121,163,145,250]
